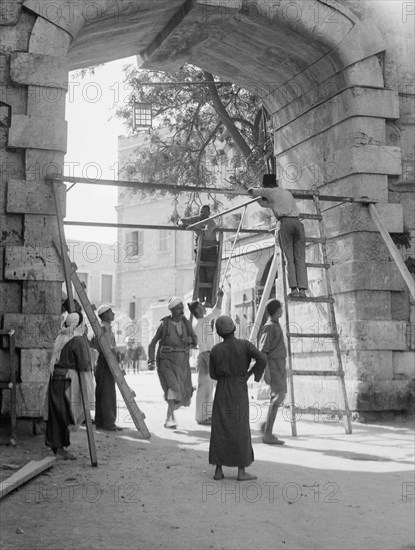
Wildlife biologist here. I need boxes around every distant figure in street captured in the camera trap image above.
[92,304,123,431]
[148,297,198,429]
[188,289,224,425]
[248,174,308,298]
[258,299,286,445]
[209,315,266,481]
[45,312,91,460]
[179,205,218,306]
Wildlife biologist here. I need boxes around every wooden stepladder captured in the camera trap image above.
[52,185,150,442]
[280,191,353,436]
[193,233,223,307]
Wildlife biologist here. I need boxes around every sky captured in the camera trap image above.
[64,57,137,244]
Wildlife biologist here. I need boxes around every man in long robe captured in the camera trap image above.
[209,315,266,481]
[45,312,91,460]
[148,297,198,428]
[93,304,122,431]
[188,289,224,425]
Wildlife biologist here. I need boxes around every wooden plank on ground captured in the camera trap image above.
[0,457,55,500]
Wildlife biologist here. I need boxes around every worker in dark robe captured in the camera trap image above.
[148,297,198,429]
[44,312,91,460]
[209,315,267,481]
[178,205,218,306]
[93,304,123,431]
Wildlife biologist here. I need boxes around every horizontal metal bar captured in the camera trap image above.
[63,221,271,234]
[48,176,377,203]
[288,332,338,338]
[136,81,233,86]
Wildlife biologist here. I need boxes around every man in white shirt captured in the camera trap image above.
[248,174,308,298]
[188,289,224,424]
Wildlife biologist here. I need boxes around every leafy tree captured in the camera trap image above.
[115,65,273,216]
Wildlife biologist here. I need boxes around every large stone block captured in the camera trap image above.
[2,313,60,348]
[8,114,67,152]
[343,350,393,381]
[332,233,391,262]
[27,15,72,55]
[0,1,22,26]
[25,149,64,183]
[22,281,62,314]
[4,245,64,281]
[330,260,405,293]
[10,52,68,89]
[393,352,415,379]
[7,179,66,216]
[276,144,402,188]
[16,381,48,417]
[0,212,23,245]
[24,214,59,246]
[0,281,21,312]
[20,349,51,383]
[0,10,34,54]
[352,380,415,411]
[391,290,411,321]
[324,202,403,237]
[27,84,66,119]
[340,320,407,351]
[275,87,398,154]
[335,290,392,321]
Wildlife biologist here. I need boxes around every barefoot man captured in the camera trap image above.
[209,315,266,481]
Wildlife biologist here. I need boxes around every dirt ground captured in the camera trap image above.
[1,371,414,550]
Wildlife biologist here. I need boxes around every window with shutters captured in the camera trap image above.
[101,274,113,303]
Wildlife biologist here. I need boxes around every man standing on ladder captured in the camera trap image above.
[178,205,218,306]
[248,174,308,298]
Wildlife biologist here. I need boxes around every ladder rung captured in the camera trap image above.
[291,406,348,415]
[71,262,78,269]
[305,262,330,269]
[306,237,326,243]
[299,213,322,220]
[288,296,334,303]
[288,332,338,338]
[198,283,214,288]
[289,370,344,377]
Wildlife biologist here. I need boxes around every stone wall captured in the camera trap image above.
[0,0,413,424]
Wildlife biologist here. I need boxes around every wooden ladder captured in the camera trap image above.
[280,191,353,436]
[193,233,223,307]
[52,185,150,444]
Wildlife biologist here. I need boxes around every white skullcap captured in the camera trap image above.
[97,304,112,317]
[65,312,80,326]
[168,297,183,310]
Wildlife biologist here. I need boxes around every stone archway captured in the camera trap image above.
[1,0,412,421]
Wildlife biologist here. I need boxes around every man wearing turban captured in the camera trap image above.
[148,297,198,428]
[209,315,266,481]
[44,312,91,460]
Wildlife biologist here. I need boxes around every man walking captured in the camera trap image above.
[188,289,224,425]
[248,174,308,298]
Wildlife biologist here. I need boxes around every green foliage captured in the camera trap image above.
[390,226,412,249]
[115,65,271,198]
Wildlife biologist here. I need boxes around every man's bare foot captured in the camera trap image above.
[263,434,285,445]
[237,472,257,481]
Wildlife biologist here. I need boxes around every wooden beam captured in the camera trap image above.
[0,457,55,500]
[49,175,377,203]
[63,221,272,235]
[369,204,415,300]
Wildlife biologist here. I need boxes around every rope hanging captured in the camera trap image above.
[220,205,248,290]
